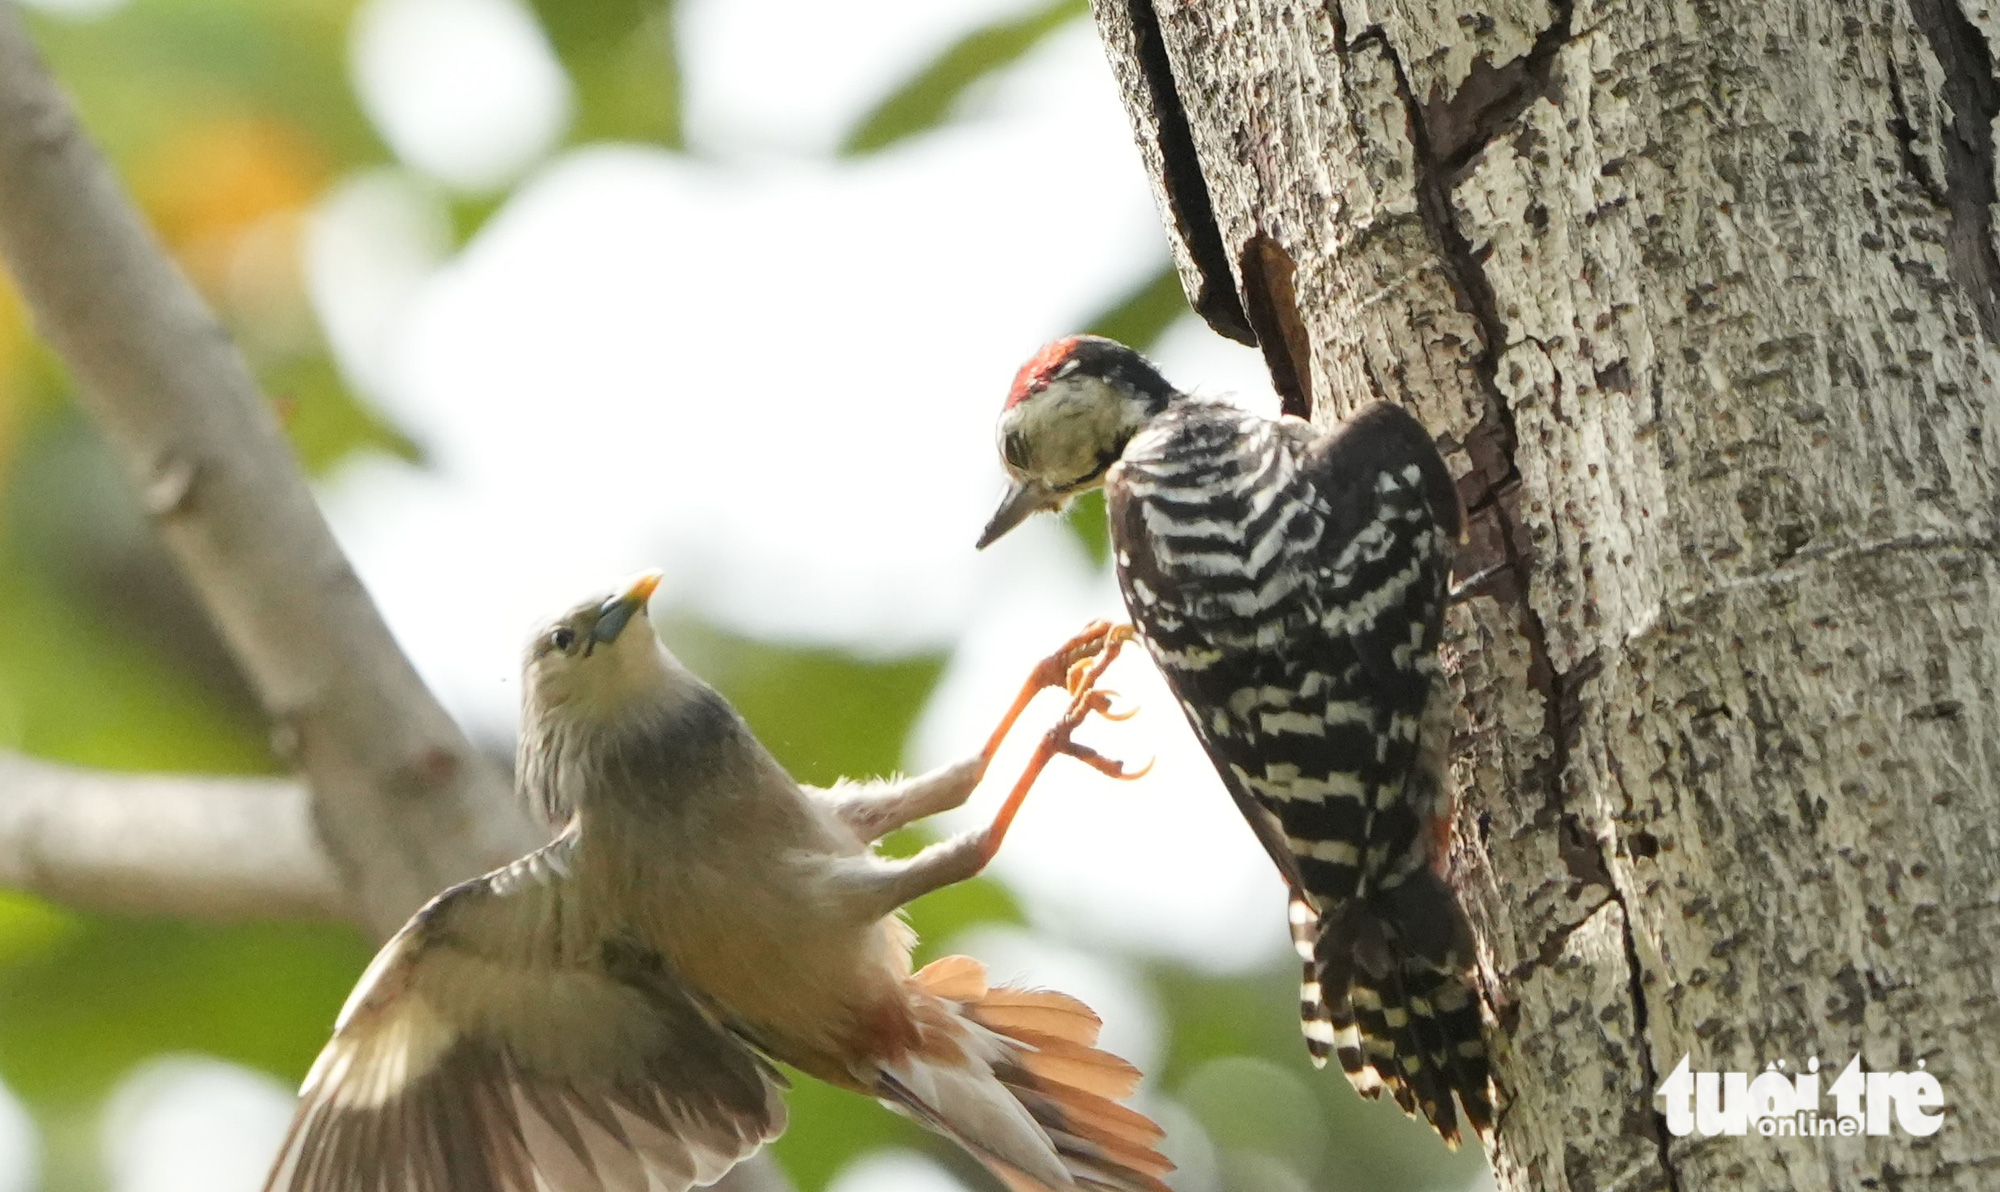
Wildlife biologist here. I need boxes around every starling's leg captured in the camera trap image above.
[818,758,985,844]
[841,632,1146,917]
[971,619,1134,762]
[971,668,1149,869]
[820,621,1135,842]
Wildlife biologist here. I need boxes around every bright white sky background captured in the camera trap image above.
[4,0,1496,1188]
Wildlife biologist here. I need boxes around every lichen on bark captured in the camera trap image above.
[1089,0,2000,1187]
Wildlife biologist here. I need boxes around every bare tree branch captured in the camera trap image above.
[0,0,535,940]
[0,751,342,921]
[0,10,797,1188]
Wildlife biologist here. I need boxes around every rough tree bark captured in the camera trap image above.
[1089,1,1999,1189]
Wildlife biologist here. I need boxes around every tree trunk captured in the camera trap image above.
[1088,1,2000,1188]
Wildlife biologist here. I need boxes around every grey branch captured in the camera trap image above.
[0,9,794,1189]
[0,0,535,940]
[0,752,343,921]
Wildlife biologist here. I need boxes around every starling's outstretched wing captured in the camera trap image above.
[264,835,786,1192]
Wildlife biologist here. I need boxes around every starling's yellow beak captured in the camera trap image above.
[592,570,663,644]
[976,478,1063,550]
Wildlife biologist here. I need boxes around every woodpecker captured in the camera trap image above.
[976,336,1493,1146]
[264,572,1169,1192]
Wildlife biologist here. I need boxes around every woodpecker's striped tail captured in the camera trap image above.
[877,956,1173,1192]
[1291,893,1379,1093]
[1298,877,1493,1148]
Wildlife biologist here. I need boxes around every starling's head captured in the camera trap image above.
[976,335,1177,549]
[522,570,669,725]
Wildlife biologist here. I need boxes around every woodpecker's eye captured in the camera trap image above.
[1003,430,1029,471]
[548,626,578,655]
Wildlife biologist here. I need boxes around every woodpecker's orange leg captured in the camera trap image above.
[975,628,1149,866]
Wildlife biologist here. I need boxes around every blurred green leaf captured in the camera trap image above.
[1064,488,1110,568]
[526,0,656,61]
[269,352,425,473]
[0,892,78,974]
[1180,1056,1329,1177]
[657,613,945,787]
[0,910,370,1191]
[26,0,383,171]
[1,405,271,763]
[527,0,683,149]
[447,190,511,247]
[1084,262,1187,352]
[0,916,367,1104]
[1152,966,1487,1192]
[841,0,1086,156]
[0,560,269,773]
[1149,961,1302,1086]
[901,867,1024,966]
[772,1078,930,1192]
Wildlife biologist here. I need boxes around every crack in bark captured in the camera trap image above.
[1238,233,1315,417]
[1371,24,1685,1191]
[1119,0,1256,344]
[1612,879,1684,1192]
[1424,0,1578,174]
[1902,0,2000,345]
[1884,55,1947,205]
[1600,727,1683,1192]
[1504,887,1613,984]
[1369,34,1517,493]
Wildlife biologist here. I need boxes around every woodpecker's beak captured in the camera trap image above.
[593,570,663,644]
[976,479,1062,550]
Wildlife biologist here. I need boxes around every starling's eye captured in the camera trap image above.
[1003,430,1029,471]
[548,626,578,655]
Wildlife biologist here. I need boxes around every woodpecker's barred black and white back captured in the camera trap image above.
[1105,398,1490,1142]
[980,336,1494,1146]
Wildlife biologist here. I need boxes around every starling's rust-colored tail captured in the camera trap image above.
[876,956,1173,1192]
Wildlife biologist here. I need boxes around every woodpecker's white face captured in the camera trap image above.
[977,335,1178,549]
[522,570,672,725]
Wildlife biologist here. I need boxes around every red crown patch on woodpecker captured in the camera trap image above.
[1004,336,1085,409]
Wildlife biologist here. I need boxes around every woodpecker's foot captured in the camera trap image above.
[977,620,1139,764]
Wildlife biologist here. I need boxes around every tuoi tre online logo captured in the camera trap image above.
[1656,1054,1944,1138]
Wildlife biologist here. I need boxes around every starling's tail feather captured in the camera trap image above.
[876,956,1173,1192]
[1305,873,1494,1148]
